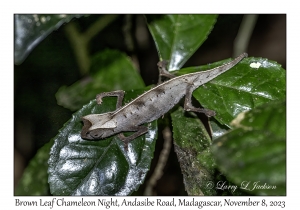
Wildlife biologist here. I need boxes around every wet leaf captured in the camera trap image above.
[171,106,216,195]
[48,88,157,195]
[14,14,85,64]
[147,14,217,70]
[56,49,145,111]
[211,100,286,195]
[208,119,230,141]
[169,55,285,196]
[176,56,286,127]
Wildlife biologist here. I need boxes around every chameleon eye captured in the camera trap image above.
[90,131,102,138]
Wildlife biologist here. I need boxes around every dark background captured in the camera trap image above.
[14,14,286,195]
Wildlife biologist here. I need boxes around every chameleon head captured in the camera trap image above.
[81,113,117,140]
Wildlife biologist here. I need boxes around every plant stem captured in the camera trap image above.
[64,15,119,76]
[144,126,172,195]
[233,14,258,57]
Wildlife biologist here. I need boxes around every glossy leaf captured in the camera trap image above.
[209,119,230,141]
[14,14,85,64]
[56,49,145,111]
[48,88,157,196]
[171,106,216,195]
[211,100,286,195]
[15,140,53,195]
[147,14,217,70]
[176,56,286,127]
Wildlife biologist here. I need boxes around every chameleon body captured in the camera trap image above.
[81,53,248,148]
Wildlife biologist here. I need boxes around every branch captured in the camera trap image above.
[144,126,172,195]
[64,15,119,75]
[233,14,258,57]
[83,14,119,43]
[64,22,90,75]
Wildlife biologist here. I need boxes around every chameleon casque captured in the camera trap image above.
[81,53,248,149]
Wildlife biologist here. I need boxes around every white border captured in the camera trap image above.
[2,0,297,208]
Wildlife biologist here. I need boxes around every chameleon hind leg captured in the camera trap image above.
[184,84,216,117]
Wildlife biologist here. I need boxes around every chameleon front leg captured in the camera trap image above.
[157,60,175,84]
[184,84,216,117]
[96,90,125,110]
[118,125,148,151]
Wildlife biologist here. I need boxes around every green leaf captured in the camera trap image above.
[209,119,230,141]
[211,100,286,195]
[48,88,157,195]
[56,49,145,111]
[15,140,53,195]
[14,14,85,64]
[171,106,216,195]
[177,56,286,126]
[147,14,217,70]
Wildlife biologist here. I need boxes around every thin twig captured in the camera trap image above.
[122,14,140,72]
[83,14,119,43]
[233,14,258,57]
[64,15,119,75]
[144,126,172,196]
[64,22,90,75]
[122,14,134,52]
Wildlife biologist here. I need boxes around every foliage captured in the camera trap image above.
[211,100,286,195]
[14,14,286,196]
[14,14,85,64]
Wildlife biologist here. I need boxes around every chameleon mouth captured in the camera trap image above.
[81,131,93,140]
[81,117,93,140]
